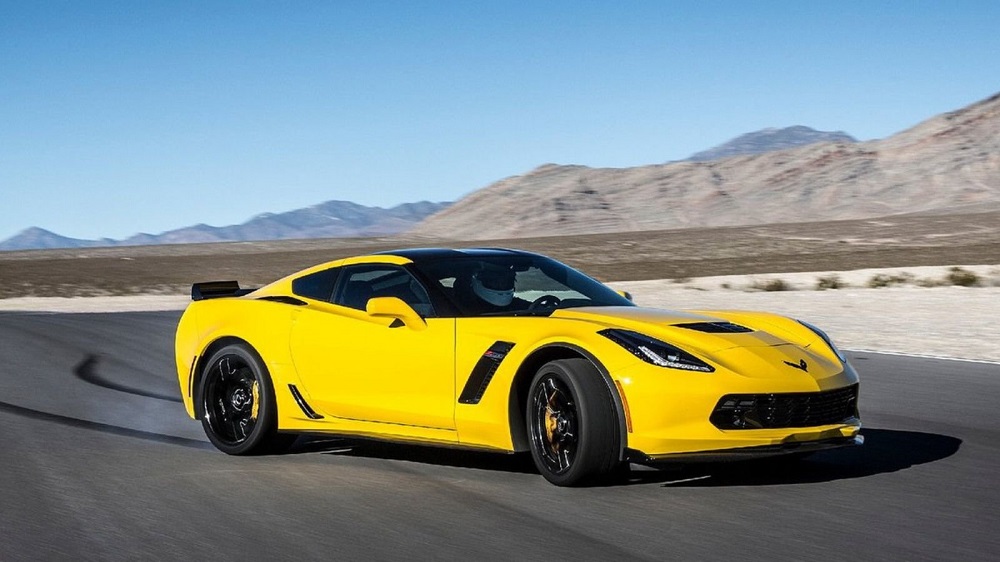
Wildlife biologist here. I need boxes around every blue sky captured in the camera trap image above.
[2,1,998,241]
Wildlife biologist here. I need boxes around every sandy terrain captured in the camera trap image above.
[612,265,1000,363]
[1,265,996,363]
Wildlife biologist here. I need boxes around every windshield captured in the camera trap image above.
[413,254,634,317]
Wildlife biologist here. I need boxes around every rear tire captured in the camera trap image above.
[197,343,293,455]
[526,358,621,486]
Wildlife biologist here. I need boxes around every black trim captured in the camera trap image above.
[675,321,753,333]
[628,434,864,464]
[710,384,860,430]
[187,355,197,398]
[288,384,324,419]
[375,247,534,262]
[192,280,256,301]
[458,341,515,404]
[600,328,715,372]
[257,295,307,306]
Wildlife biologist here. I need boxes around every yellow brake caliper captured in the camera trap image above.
[250,381,260,421]
[545,390,559,453]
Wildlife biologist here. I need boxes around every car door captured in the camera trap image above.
[289,263,456,430]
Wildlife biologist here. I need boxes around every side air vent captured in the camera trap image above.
[458,341,515,405]
[676,322,754,333]
[288,384,324,419]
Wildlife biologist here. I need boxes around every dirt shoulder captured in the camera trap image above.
[611,266,1000,363]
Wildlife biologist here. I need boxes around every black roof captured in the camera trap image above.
[374,247,537,262]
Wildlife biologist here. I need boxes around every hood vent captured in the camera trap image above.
[675,321,754,333]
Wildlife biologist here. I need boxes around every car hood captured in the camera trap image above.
[551,306,815,355]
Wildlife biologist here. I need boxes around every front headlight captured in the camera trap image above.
[797,319,848,363]
[599,329,714,372]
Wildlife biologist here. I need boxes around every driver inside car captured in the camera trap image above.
[462,262,531,313]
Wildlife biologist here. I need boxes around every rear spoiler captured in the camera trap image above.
[191,281,257,301]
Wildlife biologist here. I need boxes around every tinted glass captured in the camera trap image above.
[413,254,633,317]
[291,267,340,302]
[333,264,434,317]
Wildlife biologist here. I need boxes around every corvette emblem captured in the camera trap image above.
[783,359,809,372]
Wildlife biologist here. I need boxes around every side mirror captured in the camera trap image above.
[366,297,427,330]
[616,290,633,302]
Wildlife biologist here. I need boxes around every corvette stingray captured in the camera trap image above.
[175,248,861,486]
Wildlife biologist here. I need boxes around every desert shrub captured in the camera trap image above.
[867,272,913,288]
[720,282,731,289]
[916,277,944,288]
[946,266,980,287]
[891,272,915,284]
[751,278,791,292]
[867,274,892,288]
[815,275,845,290]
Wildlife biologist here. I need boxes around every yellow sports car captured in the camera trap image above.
[175,248,861,486]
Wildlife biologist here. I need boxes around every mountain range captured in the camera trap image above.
[685,126,856,161]
[411,92,1000,239]
[0,126,865,251]
[0,200,449,251]
[5,91,999,250]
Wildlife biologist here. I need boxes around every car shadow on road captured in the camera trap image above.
[633,428,961,487]
[292,436,538,474]
[290,427,958,485]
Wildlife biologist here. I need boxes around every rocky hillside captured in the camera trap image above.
[411,92,1000,239]
[686,126,856,161]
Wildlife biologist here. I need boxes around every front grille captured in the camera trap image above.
[710,384,859,430]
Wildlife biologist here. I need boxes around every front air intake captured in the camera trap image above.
[710,384,859,429]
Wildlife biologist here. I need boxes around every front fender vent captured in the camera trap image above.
[458,341,515,405]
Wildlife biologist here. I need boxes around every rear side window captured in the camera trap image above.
[292,268,340,302]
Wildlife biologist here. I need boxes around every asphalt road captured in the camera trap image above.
[1,311,997,561]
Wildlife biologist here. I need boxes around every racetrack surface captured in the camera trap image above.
[1,312,997,561]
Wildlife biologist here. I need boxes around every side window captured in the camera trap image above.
[292,267,340,302]
[333,264,434,317]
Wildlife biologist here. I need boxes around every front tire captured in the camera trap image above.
[197,343,293,455]
[526,358,621,486]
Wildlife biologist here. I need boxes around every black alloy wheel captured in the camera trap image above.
[526,358,621,486]
[531,374,579,475]
[198,343,293,455]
